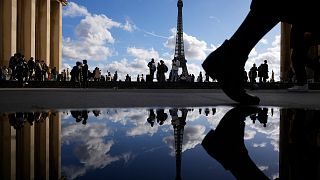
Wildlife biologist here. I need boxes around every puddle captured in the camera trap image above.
[1,106,319,180]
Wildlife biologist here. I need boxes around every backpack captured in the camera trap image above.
[164,65,168,73]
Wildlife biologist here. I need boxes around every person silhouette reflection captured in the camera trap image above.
[284,109,320,180]
[156,109,168,125]
[147,109,156,127]
[81,110,89,125]
[71,110,82,123]
[202,106,269,180]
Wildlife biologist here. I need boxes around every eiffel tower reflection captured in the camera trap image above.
[170,108,188,180]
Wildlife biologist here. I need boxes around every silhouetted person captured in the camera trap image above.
[170,57,180,82]
[202,0,319,104]
[284,109,320,180]
[27,57,35,81]
[34,60,42,81]
[261,60,269,82]
[249,63,257,84]
[81,110,89,125]
[156,109,168,125]
[71,61,82,88]
[92,110,101,117]
[211,108,216,116]
[288,22,320,91]
[113,71,118,82]
[257,108,268,127]
[147,109,156,127]
[243,70,248,83]
[82,60,89,88]
[157,60,168,82]
[148,58,156,81]
[202,106,269,180]
[205,108,210,116]
[136,74,140,82]
[197,72,203,82]
[141,74,145,82]
[71,110,83,123]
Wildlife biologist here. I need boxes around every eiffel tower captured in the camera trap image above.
[173,0,189,80]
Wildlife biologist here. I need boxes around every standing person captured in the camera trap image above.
[261,60,269,83]
[71,61,82,88]
[62,69,67,81]
[288,23,320,91]
[170,57,180,82]
[249,64,258,84]
[51,67,58,81]
[157,60,168,82]
[197,72,203,82]
[27,57,35,81]
[147,58,156,80]
[257,63,263,83]
[113,71,118,82]
[202,0,319,104]
[82,60,89,88]
[94,67,101,81]
[2,66,8,81]
[34,60,42,81]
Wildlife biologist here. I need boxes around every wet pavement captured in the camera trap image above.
[1,88,320,112]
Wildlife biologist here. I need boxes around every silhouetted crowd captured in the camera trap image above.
[1,53,285,87]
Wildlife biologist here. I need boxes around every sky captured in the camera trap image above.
[62,0,281,81]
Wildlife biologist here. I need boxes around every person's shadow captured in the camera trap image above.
[201,106,270,180]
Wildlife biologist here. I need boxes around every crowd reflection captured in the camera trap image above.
[7,111,54,129]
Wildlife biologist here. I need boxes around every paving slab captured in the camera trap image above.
[0,88,320,112]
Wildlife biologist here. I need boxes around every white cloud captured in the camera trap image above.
[121,18,137,32]
[253,142,267,148]
[163,125,206,156]
[76,14,121,44]
[165,29,215,61]
[63,2,90,17]
[127,47,159,60]
[244,129,256,140]
[62,2,135,63]
[258,165,269,171]
[63,37,112,61]
[245,35,281,81]
[87,47,161,80]
[61,123,133,179]
[260,38,268,45]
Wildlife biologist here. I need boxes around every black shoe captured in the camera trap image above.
[202,40,260,105]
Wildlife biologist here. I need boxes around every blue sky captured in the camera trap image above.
[62,0,281,81]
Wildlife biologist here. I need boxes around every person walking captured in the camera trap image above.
[202,0,319,104]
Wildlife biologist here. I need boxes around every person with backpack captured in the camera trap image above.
[157,60,168,82]
[147,58,156,80]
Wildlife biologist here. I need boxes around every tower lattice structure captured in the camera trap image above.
[174,0,189,78]
[171,109,188,180]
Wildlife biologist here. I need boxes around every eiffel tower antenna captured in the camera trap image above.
[174,0,189,80]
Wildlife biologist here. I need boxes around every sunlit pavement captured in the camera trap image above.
[1,88,320,112]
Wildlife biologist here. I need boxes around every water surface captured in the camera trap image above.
[1,106,319,180]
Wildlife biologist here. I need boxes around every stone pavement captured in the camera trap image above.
[0,88,320,112]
